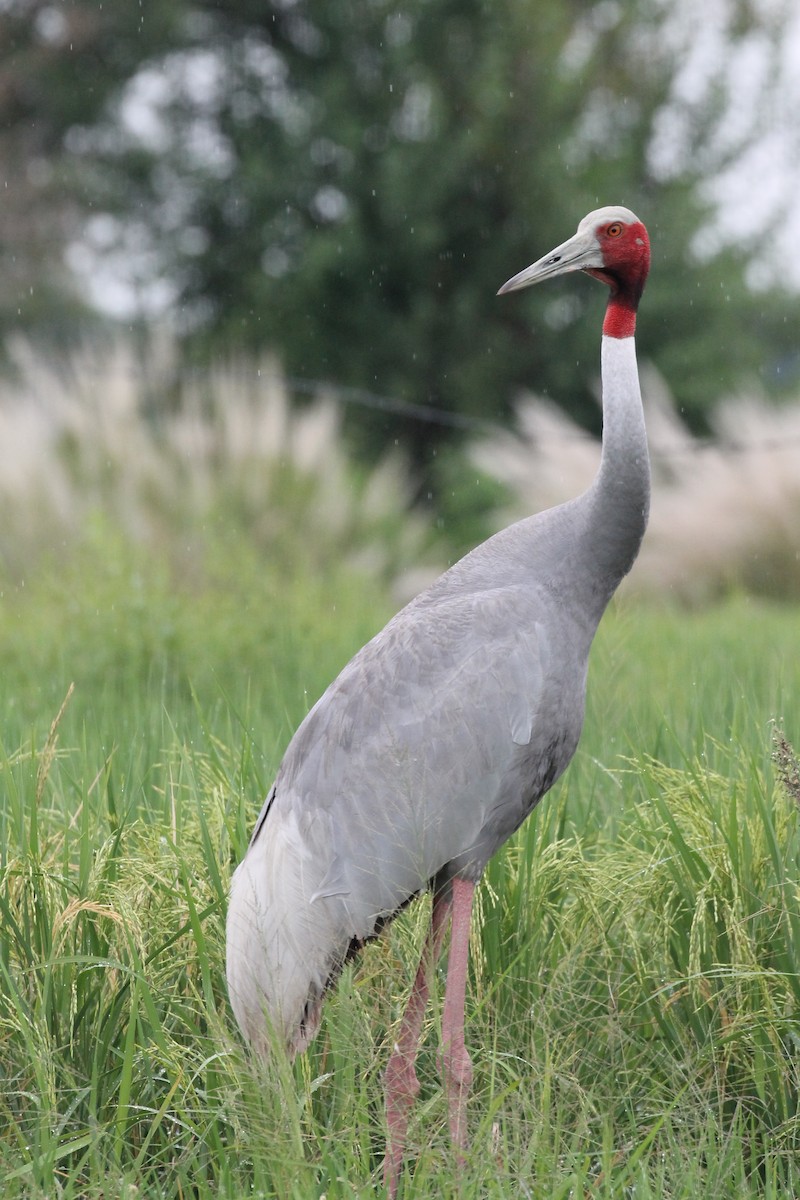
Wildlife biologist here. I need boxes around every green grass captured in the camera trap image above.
[1,520,799,1198]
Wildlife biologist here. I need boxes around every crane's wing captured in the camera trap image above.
[253,584,581,935]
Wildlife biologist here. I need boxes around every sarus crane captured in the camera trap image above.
[226,205,651,1194]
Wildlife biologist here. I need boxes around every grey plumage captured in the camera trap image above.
[226,207,651,1108]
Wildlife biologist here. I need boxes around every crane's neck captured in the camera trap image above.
[580,332,649,606]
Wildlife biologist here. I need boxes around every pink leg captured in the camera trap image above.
[439,877,475,1160]
[383,889,452,1197]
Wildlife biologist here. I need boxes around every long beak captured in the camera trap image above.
[497,228,603,295]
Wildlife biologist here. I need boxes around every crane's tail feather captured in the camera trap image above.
[226,783,448,1055]
[226,805,353,1056]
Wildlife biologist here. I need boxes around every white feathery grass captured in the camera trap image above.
[0,341,434,596]
[641,384,800,601]
[5,337,799,605]
[471,369,800,603]
[471,397,599,517]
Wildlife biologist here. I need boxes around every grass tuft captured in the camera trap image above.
[772,726,800,809]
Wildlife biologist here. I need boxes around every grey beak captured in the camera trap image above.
[497,228,603,295]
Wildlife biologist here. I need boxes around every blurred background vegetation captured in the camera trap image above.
[3,0,800,497]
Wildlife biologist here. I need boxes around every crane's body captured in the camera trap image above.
[226,206,651,1193]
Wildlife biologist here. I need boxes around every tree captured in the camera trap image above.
[0,0,182,346]
[3,0,798,474]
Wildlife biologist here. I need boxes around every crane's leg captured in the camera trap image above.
[439,876,475,1160]
[383,887,452,1198]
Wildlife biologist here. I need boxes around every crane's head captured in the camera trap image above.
[497,206,650,337]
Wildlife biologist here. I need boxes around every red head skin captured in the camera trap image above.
[586,219,651,339]
[497,207,651,339]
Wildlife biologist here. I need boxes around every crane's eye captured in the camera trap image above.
[606,222,623,238]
